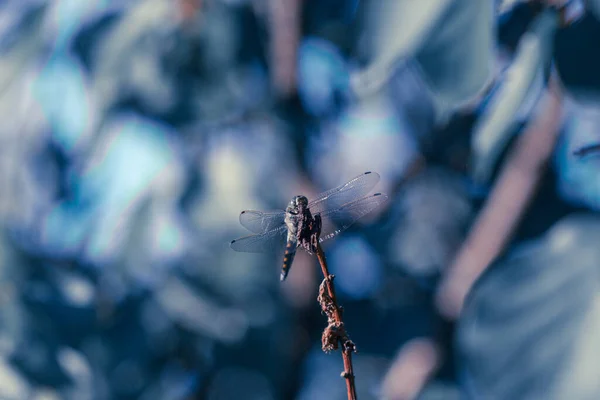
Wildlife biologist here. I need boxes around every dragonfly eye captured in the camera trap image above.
[295,195,308,206]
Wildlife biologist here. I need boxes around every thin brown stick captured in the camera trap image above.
[436,79,564,320]
[316,244,358,400]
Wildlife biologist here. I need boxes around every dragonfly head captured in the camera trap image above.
[287,195,309,214]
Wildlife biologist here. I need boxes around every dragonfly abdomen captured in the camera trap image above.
[280,240,297,281]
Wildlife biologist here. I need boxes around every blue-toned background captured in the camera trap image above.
[1,1,600,399]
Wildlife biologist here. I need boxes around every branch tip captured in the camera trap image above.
[315,244,358,399]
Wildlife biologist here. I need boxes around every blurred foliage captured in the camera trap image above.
[459,215,600,399]
[0,0,599,399]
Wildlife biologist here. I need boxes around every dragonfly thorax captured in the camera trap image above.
[285,195,312,237]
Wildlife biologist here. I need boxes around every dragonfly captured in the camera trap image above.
[230,171,388,281]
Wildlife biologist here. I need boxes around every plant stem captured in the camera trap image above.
[316,244,358,400]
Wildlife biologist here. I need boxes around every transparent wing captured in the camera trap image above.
[318,193,389,242]
[239,210,285,233]
[308,171,380,215]
[230,226,288,253]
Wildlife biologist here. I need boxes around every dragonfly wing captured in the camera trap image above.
[239,210,285,233]
[308,171,380,215]
[230,226,288,253]
[318,193,389,242]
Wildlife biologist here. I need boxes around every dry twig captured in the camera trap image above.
[436,78,564,319]
[316,243,358,400]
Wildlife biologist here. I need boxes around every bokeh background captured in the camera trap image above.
[1,0,600,399]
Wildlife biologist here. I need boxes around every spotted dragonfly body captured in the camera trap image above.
[281,195,322,280]
[230,172,388,281]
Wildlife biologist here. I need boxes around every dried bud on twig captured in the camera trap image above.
[315,245,358,400]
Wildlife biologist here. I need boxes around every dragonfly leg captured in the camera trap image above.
[310,214,322,253]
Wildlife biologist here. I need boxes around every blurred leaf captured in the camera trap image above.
[355,0,452,88]
[555,104,600,211]
[353,0,494,123]
[0,3,47,90]
[308,91,419,196]
[155,277,249,344]
[389,167,473,277]
[297,37,348,117]
[471,8,558,183]
[90,0,180,116]
[0,358,30,400]
[33,57,97,155]
[413,0,495,122]
[457,214,600,399]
